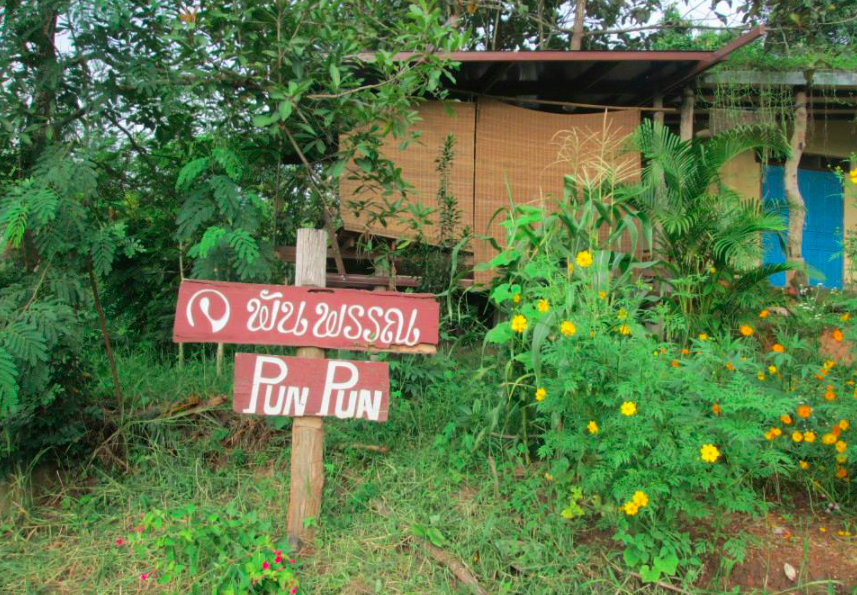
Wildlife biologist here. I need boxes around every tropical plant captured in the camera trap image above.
[622,120,793,328]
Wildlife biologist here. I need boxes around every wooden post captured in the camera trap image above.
[215,342,224,376]
[680,87,694,141]
[653,94,664,127]
[785,88,808,286]
[287,228,327,550]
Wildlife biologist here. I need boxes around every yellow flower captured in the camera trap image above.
[561,320,577,337]
[780,414,792,425]
[587,420,599,434]
[566,262,574,274]
[632,491,649,508]
[799,460,810,469]
[620,401,637,416]
[835,440,847,453]
[822,433,837,445]
[823,360,836,370]
[535,387,547,402]
[764,430,775,441]
[511,314,527,333]
[513,293,521,304]
[598,290,607,299]
[698,333,709,341]
[841,312,851,322]
[544,472,553,481]
[618,324,631,336]
[797,405,812,419]
[757,371,766,381]
[836,453,847,464]
[791,431,803,443]
[768,365,777,374]
[538,299,549,313]
[575,250,593,268]
[709,267,717,274]
[759,309,769,318]
[839,419,849,431]
[740,325,754,337]
[617,308,627,320]
[622,501,640,516]
[804,431,816,442]
[772,427,782,437]
[700,443,721,463]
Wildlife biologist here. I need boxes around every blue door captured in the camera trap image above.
[762,165,843,288]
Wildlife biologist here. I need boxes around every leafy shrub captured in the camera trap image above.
[128,503,299,594]
[0,265,97,473]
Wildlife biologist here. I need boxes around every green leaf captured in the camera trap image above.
[654,551,679,575]
[176,158,209,192]
[278,101,293,121]
[329,64,340,88]
[0,346,19,417]
[639,564,662,583]
[252,114,275,127]
[485,322,512,345]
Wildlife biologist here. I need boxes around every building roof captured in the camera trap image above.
[413,27,766,112]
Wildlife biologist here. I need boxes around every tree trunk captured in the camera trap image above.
[570,0,587,50]
[88,261,123,413]
[653,94,664,127]
[785,89,808,286]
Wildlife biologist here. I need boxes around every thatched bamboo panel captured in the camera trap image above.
[472,100,642,283]
[339,101,476,244]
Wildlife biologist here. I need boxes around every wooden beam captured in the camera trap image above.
[653,94,664,126]
[680,87,694,141]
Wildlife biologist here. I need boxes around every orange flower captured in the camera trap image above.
[759,309,770,318]
[740,325,754,337]
[712,403,721,416]
[832,329,844,342]
[797,405,812,419]
[825,390,837,401]
[681,348,689,355]
[670,360,680,368]
[780,414,793,425]
[726,361,735,371]
[839,419,849,431]
[772,344,785,353]
[835,466,847,479]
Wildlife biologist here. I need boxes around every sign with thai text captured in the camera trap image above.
[173,279,439,353]
[233,353,389,422]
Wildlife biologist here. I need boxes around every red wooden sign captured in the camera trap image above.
[172,279,439,353]
[233,353,389,422]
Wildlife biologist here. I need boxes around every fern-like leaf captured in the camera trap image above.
[0,346,19,417]
[175,157,209,192]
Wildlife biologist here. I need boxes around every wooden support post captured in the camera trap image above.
[785,88,808,286]
[680,87,694,141]
[653,94,664,127]
[287,228,328,551]
[215,342,224,376]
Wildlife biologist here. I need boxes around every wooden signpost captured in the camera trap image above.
[172,229,439,550]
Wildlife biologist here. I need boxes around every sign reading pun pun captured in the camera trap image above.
[173,279,439,353]
[233,353,389,422]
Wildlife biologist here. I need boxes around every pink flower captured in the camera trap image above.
[275,555,283,564]
[262,561,270,570]
[289,558,296,564]
[140,573,148,581]
[134,526,144,533]
[115,538,125,546]
[291,589,297,594]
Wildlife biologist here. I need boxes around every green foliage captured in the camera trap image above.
[0,265,95,472]
[129,504,298,594]
[622,121,794,331]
